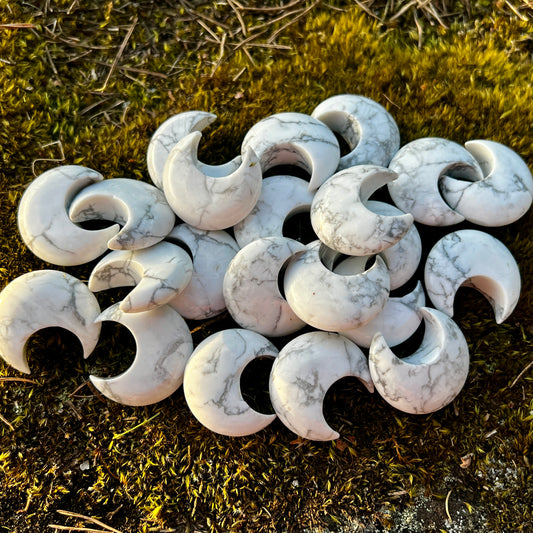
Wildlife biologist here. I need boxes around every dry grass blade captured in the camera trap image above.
[48,526,116,533]
[0,377,36,384]
[99,16,138,91]
[510,359,533,387]
[0,413,14,431]
[267,0,322,44]
[54,509,122,533]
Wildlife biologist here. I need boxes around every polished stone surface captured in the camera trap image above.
[311,93,400,170]
[223,236,307,337]
[339,281,425,348]
[89,241,193,313]
[241,112,340,191]
[0,270,101,374]
[388,137,483,226]
[269,331,374,441]
[369,307,469,414]
[183,329,279,436]
[424,229,521,324]
[90,302,193,406]
[440,139,533,226]
[166,224,239,320]
[233,175,315,248]
[69,177,176,251]
[311,165,413,256]
[162,131,262,230]
[18,165,119,266]
[283,240,390,331]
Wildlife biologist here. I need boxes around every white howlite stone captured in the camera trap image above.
[69,177,176,251]
[311,165,413,256]
[166,224,239,320]
[162,131,262,230]
[183,329,279,437]
[311,94,400,170]
[90,303,193,406]
[223,236,307,337]
[440,139,533,226]
[17,165,120,266]
[388,137,484,226]
[147,111,241,189]
[241,112,340,191]
[369,307,470,414]
[0,270,101,374]
[283,240,390,331]
[233,175,315,248]
[366,200,422,290]
[339,281,425,348]
[269,331,374,441]
[88,241,193,313]
[424,229,521,324]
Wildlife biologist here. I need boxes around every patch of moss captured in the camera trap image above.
[1,2,532,532]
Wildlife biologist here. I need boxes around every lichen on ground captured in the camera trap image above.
[1,1,532,532]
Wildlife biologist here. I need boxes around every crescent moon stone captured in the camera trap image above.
[162,131,262,230]
[90,303,193,406]
[269,331,374,441]
[17,165,120,266]
[311,93,400,169]
[68,177,176,251]
[440,139,533,226]
[166,224,240,320]
[147,110,217,189]
[88,241,193,313]
[233,175,315,248]
[369,307,470,414]
[388,137,484,226]
[339,281,425,348]
[311,165,413,256]
[183,329,279,437]
[223,236,307,337]
[424,229,521,324]
[241,112,340,191]
[283,240,390,331]
[0,270,101,374]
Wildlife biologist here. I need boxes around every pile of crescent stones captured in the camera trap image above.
[1,94,532,441]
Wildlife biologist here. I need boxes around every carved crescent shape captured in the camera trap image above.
[17,165,120,266]
[183,329,279,436]
[424,229,521,324]
[388,137,484,226]
[233,175,315,248]
[88,241,193,313]
[241,112,340,191]
[366,200,422,289]
[162,131,262,230]
[90,303,193,406]
[440,139,533,226]
[147,111,217,189]
[283,240,390,331]
[0,270,101,374]
[223,236,307,337]
[311,94,400,169]
[369,307,470,414]
[166,224,239,320]
[68,177,176,251]
[339,281,425,348]
[269,331,374,441]
[311,165,413,256]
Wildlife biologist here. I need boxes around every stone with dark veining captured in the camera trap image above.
[90,302,193,406]
[369,307,469,414]
[312,94,400,170]
[183,329,279,436]
[269,331,374,441]
[424,229,521,324]
[69,177,176,250]
[223,236,306,337]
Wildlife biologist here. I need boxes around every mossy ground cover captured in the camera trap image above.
[1,1,532,531]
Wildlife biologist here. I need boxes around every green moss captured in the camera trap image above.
[1,2,533,532]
